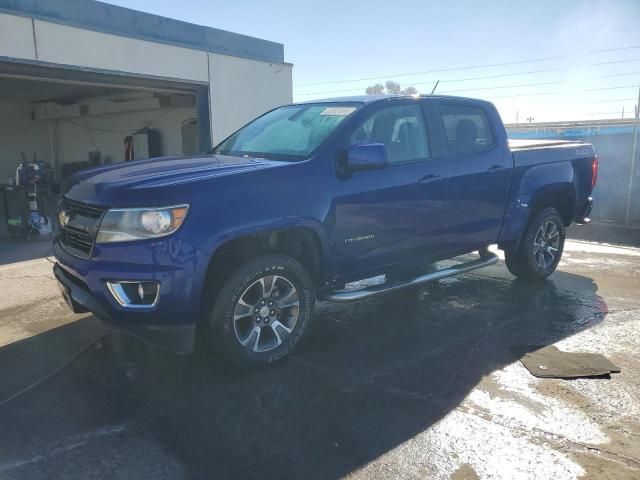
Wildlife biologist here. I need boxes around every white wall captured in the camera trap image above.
[33,19,209,83]
[0,13,36,60]
[0,99,50,181]
[209,53,293,144]
[0,12,294,162]
[0,12,209,83]
[55,106,197,166]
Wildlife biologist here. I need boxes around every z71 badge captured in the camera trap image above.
[344,234,375,244]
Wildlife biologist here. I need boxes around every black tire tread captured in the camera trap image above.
[205,254,315,369]
[504,208,565,281]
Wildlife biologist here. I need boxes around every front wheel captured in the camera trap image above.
[205,254,315,368]
[505,208,566,281]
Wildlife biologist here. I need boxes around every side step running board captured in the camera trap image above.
[320,252,499,303]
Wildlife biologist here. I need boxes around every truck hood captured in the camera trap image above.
[63,154,285,206]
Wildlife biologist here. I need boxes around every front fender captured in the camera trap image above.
[197,217,331,265]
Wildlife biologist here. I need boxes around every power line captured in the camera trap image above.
[591,45,640,53]
[294,46,640,87]
[586,97,637,104]
[587,58,640,66]
[293,59,639,97]
[296,70,640,97]
[592,70,640,79]
[440,81,564,94]
[586,111,629,115]
[410,67,562,86]
[586,84,640,92]
[294,85,513,97]
[488,91,561,100]
[294,55,564,87]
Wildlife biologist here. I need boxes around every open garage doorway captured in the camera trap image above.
[0,61,210,244]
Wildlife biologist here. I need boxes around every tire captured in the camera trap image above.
[205,254,315,369]
[504,249,526,277]
[505,207,566,280]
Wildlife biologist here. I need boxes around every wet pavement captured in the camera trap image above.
[0,239,639,479]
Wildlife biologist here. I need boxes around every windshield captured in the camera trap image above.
[212,103,360,161]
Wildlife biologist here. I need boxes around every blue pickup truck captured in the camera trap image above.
[53,95,597,367]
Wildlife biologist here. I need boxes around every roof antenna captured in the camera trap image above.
[430,80,440,95]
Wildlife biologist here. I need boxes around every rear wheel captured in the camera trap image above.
[505,208,565,280]
[205,254,315,368]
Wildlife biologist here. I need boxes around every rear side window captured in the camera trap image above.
[350,104,430,164]
[440,105,494,155]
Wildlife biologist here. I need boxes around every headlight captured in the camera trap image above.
[96,204,189,243]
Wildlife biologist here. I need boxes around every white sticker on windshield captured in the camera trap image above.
[320,107,356,116]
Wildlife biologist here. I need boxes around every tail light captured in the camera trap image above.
[591,155,598,189]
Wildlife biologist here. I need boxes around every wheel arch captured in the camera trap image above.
[199,223,327,314]
[499,183,575,253]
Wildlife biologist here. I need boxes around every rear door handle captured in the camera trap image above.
[488,164,506,173]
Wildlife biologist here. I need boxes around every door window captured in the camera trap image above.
[440,105,494,155]
[350,104,430,164]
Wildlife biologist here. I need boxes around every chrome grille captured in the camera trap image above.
[59,198,106,258]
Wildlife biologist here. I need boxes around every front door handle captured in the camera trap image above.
[488,164,506,173]
[418,174,441,183]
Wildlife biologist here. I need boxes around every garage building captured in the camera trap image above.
[0,0,292,237]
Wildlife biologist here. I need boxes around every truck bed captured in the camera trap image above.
[508,138,585,151]
[508,138,594,167]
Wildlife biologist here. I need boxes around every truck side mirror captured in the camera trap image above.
[346,143,389,172]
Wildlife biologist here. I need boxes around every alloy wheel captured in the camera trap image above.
[232,275,300,353]
[532,220,560,269]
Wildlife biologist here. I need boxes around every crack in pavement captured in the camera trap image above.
[0,274,55,280]
[0,333,107,408]
[0,423,128,474]
[458,402,640,471]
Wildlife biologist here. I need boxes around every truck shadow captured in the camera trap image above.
[0,269,608,479]
[0,236,54,266]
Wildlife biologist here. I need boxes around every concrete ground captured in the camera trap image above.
[0,236,639,479]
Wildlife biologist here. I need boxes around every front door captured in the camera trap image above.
[332,101,448,280]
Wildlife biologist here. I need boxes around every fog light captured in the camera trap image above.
[106,280,159,308]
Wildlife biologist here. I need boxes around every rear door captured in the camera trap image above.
[332,101,449,279]
[437,102,512,250]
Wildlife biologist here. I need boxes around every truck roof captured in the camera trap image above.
[296,94,492,105]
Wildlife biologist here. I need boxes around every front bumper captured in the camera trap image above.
[54,263,195,353]
[53,237,210,354]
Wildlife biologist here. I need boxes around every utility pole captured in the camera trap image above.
[624,86,640,226]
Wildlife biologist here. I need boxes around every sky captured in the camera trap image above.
[103,0,640,123]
